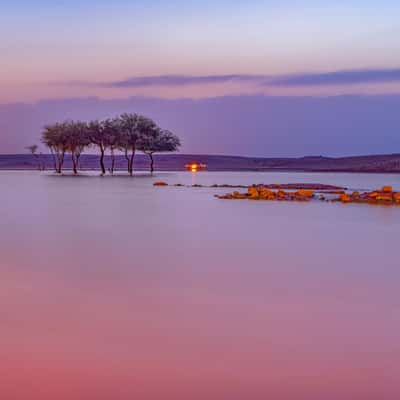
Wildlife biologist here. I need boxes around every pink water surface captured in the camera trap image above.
[1,171,399,400]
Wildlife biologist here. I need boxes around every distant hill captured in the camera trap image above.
[2,153,400,172]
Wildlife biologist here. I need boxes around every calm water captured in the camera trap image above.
[1,170,400,400]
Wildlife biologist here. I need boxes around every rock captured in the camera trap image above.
[247,187,258,195]
[232,191,247,199]
[376,194,393,202]
[259,188,272,197]
[340,194,351,203]
[247,186,260,199]
[296,189,314,198]
[277,190,286,199]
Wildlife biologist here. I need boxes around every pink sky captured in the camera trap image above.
[2,1,400,103]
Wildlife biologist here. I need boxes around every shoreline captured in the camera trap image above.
[1,167,400,174]
[2,153,400,173]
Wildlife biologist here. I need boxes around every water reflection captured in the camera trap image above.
[191,170,197,186]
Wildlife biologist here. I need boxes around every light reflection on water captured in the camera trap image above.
[0,171,399,400]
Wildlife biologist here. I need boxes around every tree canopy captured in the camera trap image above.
[41,114,181,174]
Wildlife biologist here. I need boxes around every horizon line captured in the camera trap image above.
[2,152,400,160]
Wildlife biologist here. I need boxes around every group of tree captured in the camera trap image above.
[39,114,181,175]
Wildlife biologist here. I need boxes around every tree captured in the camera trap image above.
[103,118,121,174]
[73,122,90,172]
[42,127,57,172]
[41,123,69,173]
[42,126,57,172]
[40,114,181,176]
[26,144,42,170]
[88,120,108,175]
[118,113,142,176]
[138,128,181,173]
[65,121,90,174]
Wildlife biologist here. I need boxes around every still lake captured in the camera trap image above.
[1,170,399,400]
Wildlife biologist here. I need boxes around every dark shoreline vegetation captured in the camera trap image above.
[29,114,181,175]
[2,153,400,173]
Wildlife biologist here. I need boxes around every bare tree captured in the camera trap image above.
[103,118,121,174]
[67,121,90,175]
[74,123,90,172]
[26,144,42,170]
[42,123,69,173]
[118,113,142,176]
[63,121,90,174]
[88,120,108,175]
[138,128,181,173]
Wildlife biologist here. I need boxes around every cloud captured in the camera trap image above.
[63,75,266,88]
[58,68,400,90]
[108,74,265,87]
[268,68,400,86]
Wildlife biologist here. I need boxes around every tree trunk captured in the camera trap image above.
[149,153,154,174]
[99,145,105,176]
[56,156,61,173]
[56,152,61,173]
[58,151,65,174]
[129,146,136,176]
[110,148,115,174]
[50,148,57,172]
[124,148,130,174]
[76,153,81,170]
[72,152,78,175]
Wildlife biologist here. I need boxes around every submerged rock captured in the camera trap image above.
[218,186,315,202]
[382,186,393,193]
[333,186,400,205]
[216,184,400,207]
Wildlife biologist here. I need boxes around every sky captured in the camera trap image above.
[1,0,400,154]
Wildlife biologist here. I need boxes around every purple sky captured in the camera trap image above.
[2,95,400,157]
[1,1,400,154]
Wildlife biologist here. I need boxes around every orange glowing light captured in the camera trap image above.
[185,163,207,172]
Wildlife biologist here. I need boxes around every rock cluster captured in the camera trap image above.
[216,184,400,206]
[153,181,399,206]
[333,186,400,205]
[216,185,315,202]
